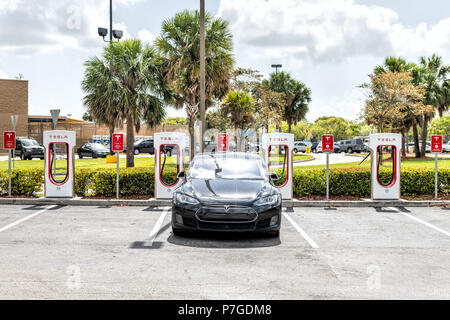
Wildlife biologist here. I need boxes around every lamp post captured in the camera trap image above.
[199,0,206,153]
[97,0,123,155]
[271,64,282,75]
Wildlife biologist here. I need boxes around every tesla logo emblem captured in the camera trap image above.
[6,133,12,138]
[224,205,230,212]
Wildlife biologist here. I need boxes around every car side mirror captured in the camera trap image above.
[270,173,280,181]
[177,171,185,179]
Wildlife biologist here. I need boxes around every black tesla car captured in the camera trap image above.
[172,152,282,237]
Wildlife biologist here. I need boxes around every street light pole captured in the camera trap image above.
[110,0,113,42]
[271,64,282,75]
[200,0,206,153]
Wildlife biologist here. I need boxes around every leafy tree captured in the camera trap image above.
[82,39,167,168]
[429,116,450,141]
[263,71,311,133]
[162,117,188,126]
[310,117,358,141]
[82,111,94,122]
[361,71,428,138]
[156,10,234,159]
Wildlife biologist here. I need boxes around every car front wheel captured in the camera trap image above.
[20,152,26,160]
[134,149,140,155]
[347,148,353,154]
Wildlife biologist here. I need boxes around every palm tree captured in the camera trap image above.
[156,10,234,159]
[221,90,255,150]
[82,39,167,167]
[263,72,311,133]
[412,54,450,156]
[374,56,415,75]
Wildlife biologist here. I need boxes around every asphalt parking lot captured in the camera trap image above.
[0,204,449,299]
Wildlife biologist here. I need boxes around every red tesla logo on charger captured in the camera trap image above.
[112,134,124,152]
[218,134,229,152]
[3,131,15,150]
[431,135,442,153]
[322,135,334,153]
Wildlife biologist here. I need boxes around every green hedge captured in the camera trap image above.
[0,168,448,198]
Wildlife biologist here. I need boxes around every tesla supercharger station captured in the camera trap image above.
[368,133,402,200]
[155,132,187,199]
[262,133,294,200]
[43,130,76,198]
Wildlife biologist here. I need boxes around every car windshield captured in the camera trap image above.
[91,143,108,151]
[21,139,39,146]
[188,155,267,180]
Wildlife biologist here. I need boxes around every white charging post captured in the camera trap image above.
[154,132,187,199]
[431,135,443,199]
[322,135,334,200]
[368,133,402,200]
[43,130,76,198]
[262,133,294,200]
[112,133,124,199]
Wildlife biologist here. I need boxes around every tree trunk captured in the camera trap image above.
[412,121,421,158]
[401,130,406,157]
[126,114,135,168]
[420,114,430,157]
[288,122,292,134]
[109,126,114,155]
[189,120,195,160]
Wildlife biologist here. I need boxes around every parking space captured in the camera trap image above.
[0,205,449,299]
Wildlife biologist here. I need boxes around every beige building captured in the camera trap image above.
[0,79,29,154]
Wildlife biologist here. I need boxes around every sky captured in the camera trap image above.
[0,0,449,123]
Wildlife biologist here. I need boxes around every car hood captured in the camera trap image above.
[182,178,275,204]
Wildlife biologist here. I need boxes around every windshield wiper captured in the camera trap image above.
[208,154,223,176]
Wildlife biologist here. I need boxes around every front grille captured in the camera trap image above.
[198,221,255,230]
[196,205,258,223]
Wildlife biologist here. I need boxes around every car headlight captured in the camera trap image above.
[174,193,200,205]
[254,194,281,206]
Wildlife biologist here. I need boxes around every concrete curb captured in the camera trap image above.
[0,198,448,208]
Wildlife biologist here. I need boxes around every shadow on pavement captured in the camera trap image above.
[167,231,281,249]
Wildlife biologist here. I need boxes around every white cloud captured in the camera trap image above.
[0,0,143,55]
[137,29,157,44]
[218,0,450,67]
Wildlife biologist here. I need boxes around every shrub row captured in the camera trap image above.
[0,168,449,198]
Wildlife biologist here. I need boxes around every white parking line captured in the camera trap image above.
[0,205,59,234]
[386,207,450,237]
[283,211,319,249]
[146,207,170,246]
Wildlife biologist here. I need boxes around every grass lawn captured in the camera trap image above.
[301,157,450,170]
[0,156,171,170]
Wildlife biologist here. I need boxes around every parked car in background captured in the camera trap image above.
[15,137,44,160]
[337,138,365,153]
[316,142,340,153]
[77,143,110,159]
[311,141,320,153]
[443,142,450,153]
[407,142,431,153]
[293,142,307,153]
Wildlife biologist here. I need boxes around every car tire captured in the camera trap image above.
[134,149,140,156]
[167,150,172,157]
[78,153,83,159]
[293,148,298,154]
[93,154,98,159]
[20,152,25,160]
[347,148,353,154]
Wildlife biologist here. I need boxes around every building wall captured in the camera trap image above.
[0,79,28,154]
